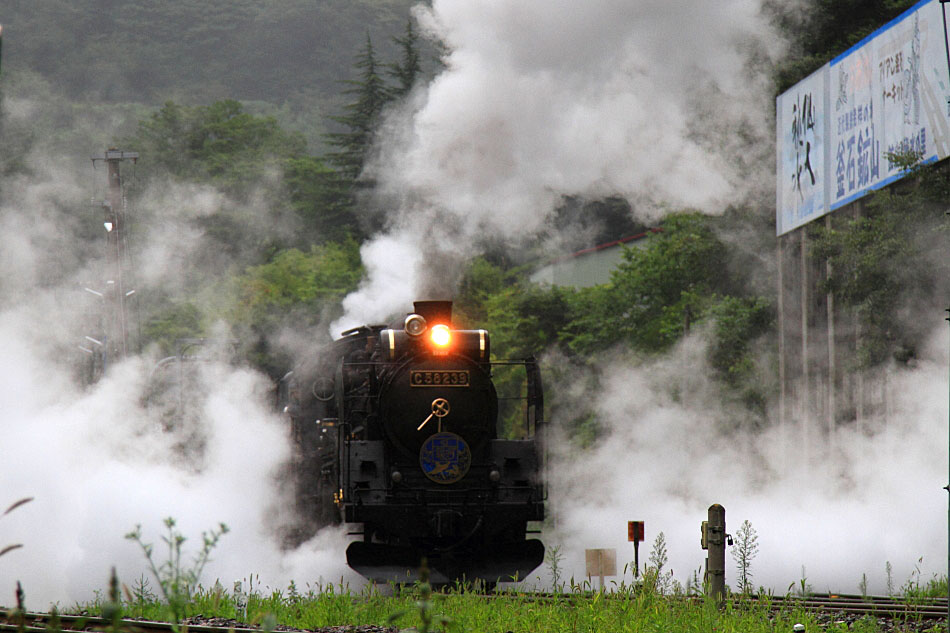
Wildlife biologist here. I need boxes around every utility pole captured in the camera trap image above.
[91,148,138,362]
[938,4,950,630]
[1,24,5,200]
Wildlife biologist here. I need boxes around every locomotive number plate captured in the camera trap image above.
[410,370,470,387]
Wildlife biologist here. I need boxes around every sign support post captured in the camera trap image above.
[940,5,950,631]
[627,520,644,578]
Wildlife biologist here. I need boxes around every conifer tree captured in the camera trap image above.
[388,19,421,98]
[325,33,390,183]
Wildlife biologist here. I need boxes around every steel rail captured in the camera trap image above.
[0,611,260,633]
[2,592,948,631]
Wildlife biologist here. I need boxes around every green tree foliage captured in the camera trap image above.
[455,259,574,438]
[454,257,511,326]
[453,214,774,439]
[561,213,772,407]
[768,0,918,92]
[484,283,577,362]
[462,213,774,385]
[189,100,304,189]
[141,301,206,357]
[125,99,362,248]
[812,156,949,368]
[319,28,424,233]
[388,19,422,98]
[283,156,360,242]
[227,239,363,375]
[127,99,305,196]
[325,34,391,182]
[2,0,422,104]
[563,213,731,356]
[707,296,773,406]
[233,238,364,331]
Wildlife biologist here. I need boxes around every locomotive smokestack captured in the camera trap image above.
[413,300,453,328]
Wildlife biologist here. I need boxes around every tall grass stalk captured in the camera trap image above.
[731,519,758,594]
[1,497,33,560]
[544,544,564,593]
[80,580,827,633]
[125,517,228,627]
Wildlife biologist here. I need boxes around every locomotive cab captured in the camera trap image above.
[285,300,545,585]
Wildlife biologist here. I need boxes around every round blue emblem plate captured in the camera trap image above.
[419,432,472,484]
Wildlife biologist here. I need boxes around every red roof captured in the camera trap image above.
[548,228,662,264]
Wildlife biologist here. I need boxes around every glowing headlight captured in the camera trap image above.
[430,324,451,347]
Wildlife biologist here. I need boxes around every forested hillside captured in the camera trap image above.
[1,0,427,151]
[3,0,421,102]
[1,0,946,443]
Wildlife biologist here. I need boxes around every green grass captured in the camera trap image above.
[73,579,924,633]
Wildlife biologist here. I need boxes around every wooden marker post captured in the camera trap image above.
[585,548,617,591]
[627,520,645,578]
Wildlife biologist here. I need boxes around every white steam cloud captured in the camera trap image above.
[337,0,782,330]
[0,118,356,608]
[538,326,949,594]
[339,0,947,595]
[3,0,944,608]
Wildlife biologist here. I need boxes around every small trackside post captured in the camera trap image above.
[628,520,644,578]
[701,504,728,604]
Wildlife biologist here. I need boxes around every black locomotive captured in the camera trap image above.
[279,300,545,584]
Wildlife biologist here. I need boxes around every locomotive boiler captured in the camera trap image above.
[280,300,545,584]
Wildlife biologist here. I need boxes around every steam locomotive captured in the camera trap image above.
[279,301,545,584]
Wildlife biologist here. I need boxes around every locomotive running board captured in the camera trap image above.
[346,539,545,585]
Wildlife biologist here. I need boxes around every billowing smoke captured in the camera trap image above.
[0,95,356,608]
[537,325,948,594]
[336,0,949,595]
[2,0,945,607]
[336,0,783,330]
[0,341,356,606]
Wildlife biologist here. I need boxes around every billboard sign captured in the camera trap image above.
[776,68,828,235]
[776,0,950,235]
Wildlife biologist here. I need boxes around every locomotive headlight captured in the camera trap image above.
[405,313,427,337]
[430,324,451,347]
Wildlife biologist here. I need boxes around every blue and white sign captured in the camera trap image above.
[776,69,828,235]
[776,0,950,235]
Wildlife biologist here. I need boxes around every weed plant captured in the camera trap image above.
[72,572,867,633]
[124,517,229,626]
[732,519,759,595]
[65,520,950,633]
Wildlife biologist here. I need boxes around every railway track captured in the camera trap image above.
[1,592,946,632]
[0,611,393,633]
[479,590,949,619]
[740,592,949,620]
[0,611,258,633]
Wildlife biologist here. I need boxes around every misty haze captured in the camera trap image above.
[0,0,947,622]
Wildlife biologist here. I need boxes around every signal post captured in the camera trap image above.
[91,148,138,361]
[628,520,644,578]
